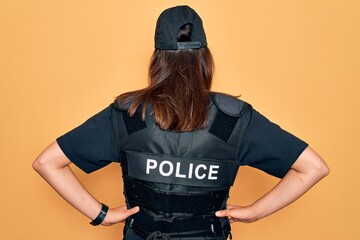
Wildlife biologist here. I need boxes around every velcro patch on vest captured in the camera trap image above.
[124,151,239,187]
[121,110,146,135]
[209,110,239,142]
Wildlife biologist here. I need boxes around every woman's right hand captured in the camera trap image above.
[215,204,256,223]
[101,206,140,226]
[216,147,329,224]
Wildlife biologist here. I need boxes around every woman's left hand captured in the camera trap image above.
[101,206,140,226]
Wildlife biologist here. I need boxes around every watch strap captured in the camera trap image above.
[90,203,109,226]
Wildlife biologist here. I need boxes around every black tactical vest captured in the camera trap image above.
[112,93,252,240]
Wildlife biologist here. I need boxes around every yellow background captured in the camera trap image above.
[1,0,359,239]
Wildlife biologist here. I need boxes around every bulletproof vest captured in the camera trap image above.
[112,93,252,240]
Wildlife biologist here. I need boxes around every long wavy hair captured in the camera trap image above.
[117,24,214,132]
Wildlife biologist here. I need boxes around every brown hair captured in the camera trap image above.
[117,24,214,132]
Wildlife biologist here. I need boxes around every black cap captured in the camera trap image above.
[155,5,207,50]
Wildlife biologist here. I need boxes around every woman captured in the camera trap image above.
[33,5,329,240]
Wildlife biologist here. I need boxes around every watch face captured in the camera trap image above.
[90,203,109,226]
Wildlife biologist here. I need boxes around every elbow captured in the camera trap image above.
[298,147,330,180]
[318,162,330,179]
[33,141,69,174]
[32,156,45,173]
[32,154,52,174]
[309,159,330,182]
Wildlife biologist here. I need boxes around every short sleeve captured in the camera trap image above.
[56,104,119,174]
[238,109,308,178]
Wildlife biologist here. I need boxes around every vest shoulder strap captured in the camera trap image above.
[113,98,134,111]
[210,93,245,117]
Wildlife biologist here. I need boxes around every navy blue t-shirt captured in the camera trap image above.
[56,103,308,178]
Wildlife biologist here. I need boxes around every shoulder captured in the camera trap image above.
[113,98,134,111]
[210,92,251,117]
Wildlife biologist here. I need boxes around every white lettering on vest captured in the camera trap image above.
[146,159,157,174]
[195,164,207,179]
[146,159,219,181]
[159,160,173,176]
[188,163,193,179]
[208,165,219,180]
[175,162,186,178]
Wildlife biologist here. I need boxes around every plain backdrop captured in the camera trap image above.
[1,0,359,239]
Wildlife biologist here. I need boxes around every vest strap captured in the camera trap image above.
[128,210,230,239]
[124,179,229,216]
[146,231,171,240]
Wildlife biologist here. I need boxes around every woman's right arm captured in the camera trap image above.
[215,146,329,222]
[32,141,139,226]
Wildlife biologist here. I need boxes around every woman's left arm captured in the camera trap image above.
[215,146,329,223]
[33,141,139,226]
